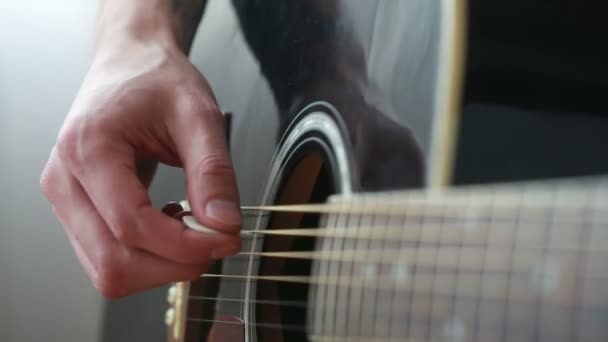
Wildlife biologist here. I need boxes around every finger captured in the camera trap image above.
[41,153,213,298]
[57,132,241,265]
[171,97,242,233]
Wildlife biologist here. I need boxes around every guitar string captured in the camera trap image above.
[192,271,607,294]
[237,207,608,222]
[195,210,608,240]
[180,190,606,333]
[187,290,576,318]
[229,239,608,261]
[231,232,608,258]
[186,216,606,307]
[187,295,308,308]
[186,290,599,315]
[179,202,604,339]
[200,256,602,305]
[236,206,608,230]
[236,196,608,214]
[184,263,604,334]
[184,293,601,336]
[185,316,441,342]
[185,301,593,335]
[185,317,307,333]
[185,277,605,332]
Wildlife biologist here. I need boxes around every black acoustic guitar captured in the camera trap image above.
[161,0,608,341]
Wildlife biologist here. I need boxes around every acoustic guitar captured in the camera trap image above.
[159,0,608,341]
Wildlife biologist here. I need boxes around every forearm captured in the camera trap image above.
[95,0,207,54]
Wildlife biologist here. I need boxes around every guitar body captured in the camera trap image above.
[162,0,608,341]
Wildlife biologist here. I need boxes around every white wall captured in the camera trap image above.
[0,1,104,341]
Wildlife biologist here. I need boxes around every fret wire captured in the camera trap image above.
[319,200,343,337]
[405,192,426,339]
[501,186,524,342]
[356,197,375,338]
[448,188,468,341]
[316,207,330,337]
[382,194,403,338]
[425,195,444,339]
[347,200,362,335]
[310,207,329,336]
[366,198,384,338]
[473,188,496,342]
[387,195,409,338]
[343,199,364,338]
[532,186,558,341]
[336,200,353,337]
[331,199,349,337]
[571,187,596,342]
[354,199,369,338]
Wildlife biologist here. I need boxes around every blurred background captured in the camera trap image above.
[0,1,104,341]
[0,1,186,341]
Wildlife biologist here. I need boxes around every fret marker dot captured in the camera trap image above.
[360,264,378,281]
[392,264,409,284]
[463,207,483,232]
[531,259,560,294]
[442,317,466,342]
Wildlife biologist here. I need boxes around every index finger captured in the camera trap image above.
[64,143,241,264]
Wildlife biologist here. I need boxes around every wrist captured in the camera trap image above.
[95,0,186,55]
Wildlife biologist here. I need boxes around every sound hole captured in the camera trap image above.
[256,151,336,342]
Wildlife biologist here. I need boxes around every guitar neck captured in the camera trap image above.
[308,176,608,341]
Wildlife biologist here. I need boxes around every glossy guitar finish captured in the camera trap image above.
[164,0,608,341]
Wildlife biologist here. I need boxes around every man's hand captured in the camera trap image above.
[40,0,240,299]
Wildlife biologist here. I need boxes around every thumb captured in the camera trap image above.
[173,101,241,233]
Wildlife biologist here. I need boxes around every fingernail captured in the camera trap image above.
[205,199,242,226]
[211,244,240,260]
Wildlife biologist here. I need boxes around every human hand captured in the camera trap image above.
[40,36,241,299]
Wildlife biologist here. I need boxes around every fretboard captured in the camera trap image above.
[308,176,608,341]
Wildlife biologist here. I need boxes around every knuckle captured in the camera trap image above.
[175,92,222,125]
[178,86,217,111]
[39,164,58,200]
[110,217,138,247]
[93,253,127,299]
[95,279,126,300]
[195,154,234,177]
[56,117,107,171]
[55,123,84,169]
[39,153,66,204]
